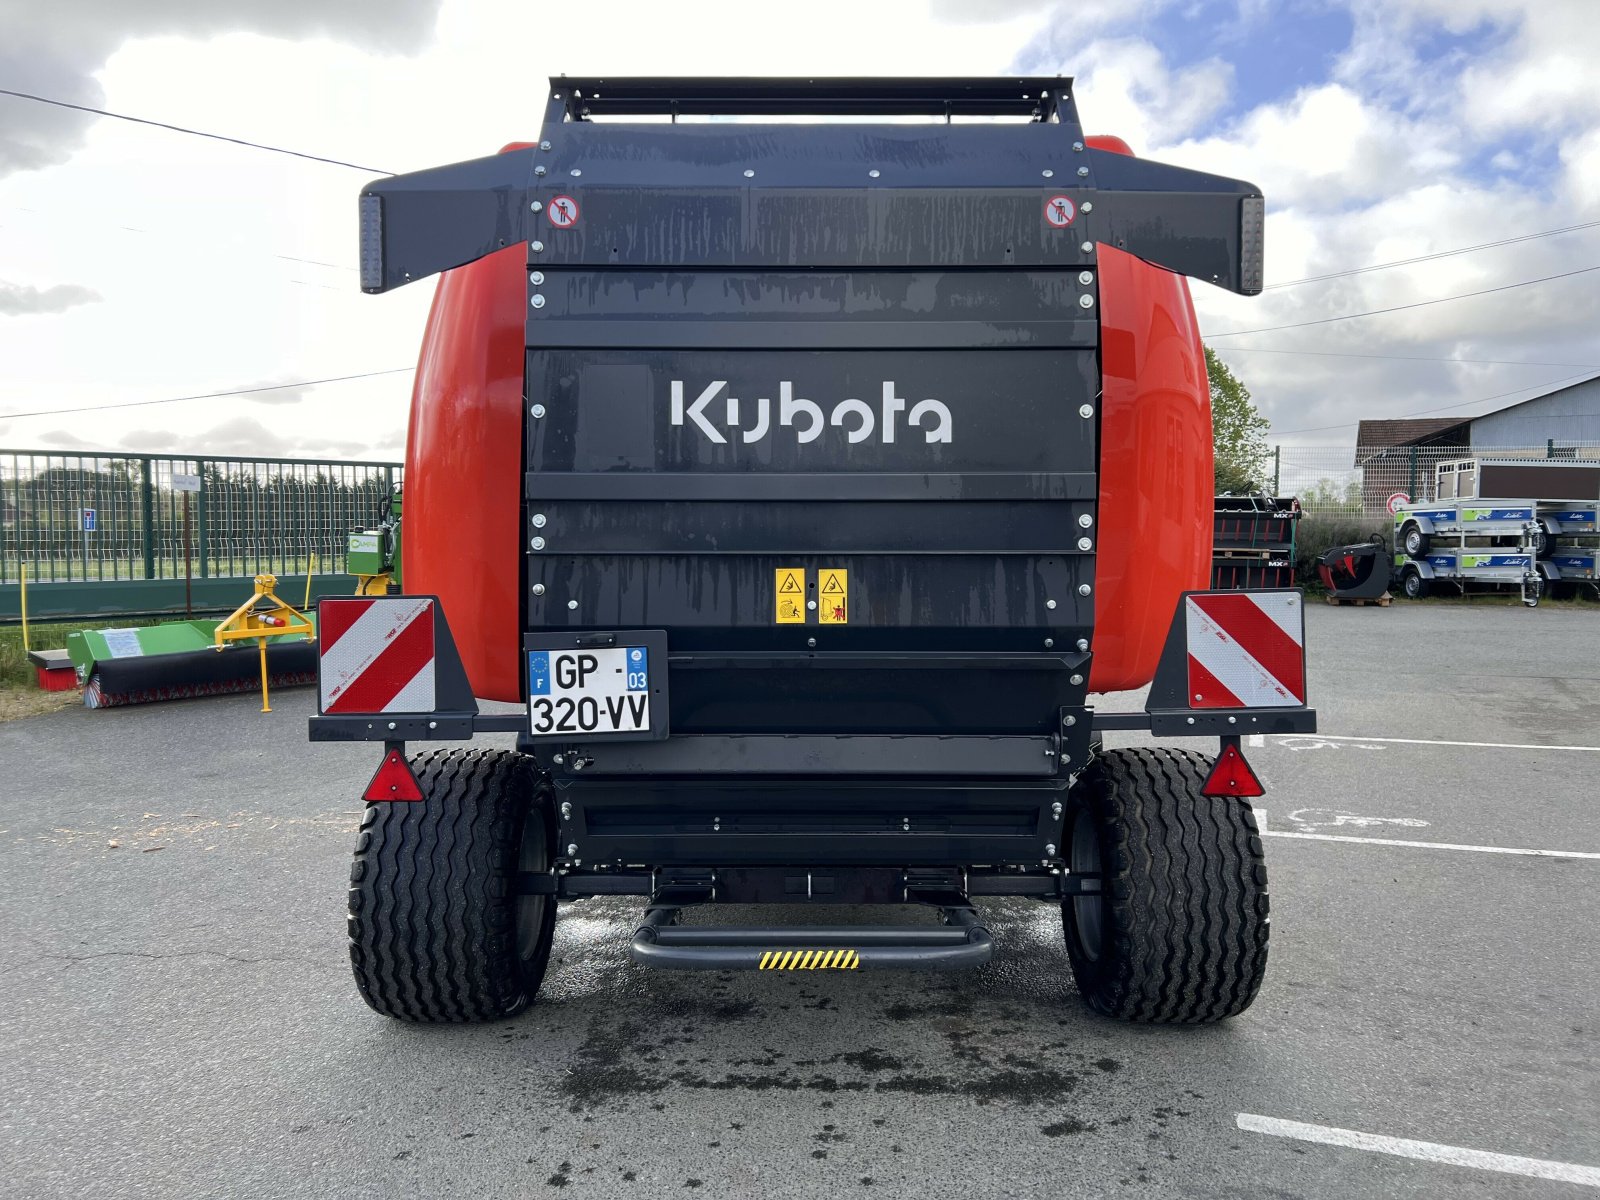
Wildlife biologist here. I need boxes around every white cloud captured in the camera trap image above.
[244,386,310,406]
[0,0,440,174]
[1446,0,1600,135]
[34,428,100,450]
[0,0,1596,462]
[1045,37,1235,150]
[119,416,379,459]
[0,280,100,315]
[1560,127,1600,213]
[1159,83,1458,211]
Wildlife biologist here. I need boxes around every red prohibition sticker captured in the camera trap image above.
[548,195,580,228]
[1044,195,1076,228]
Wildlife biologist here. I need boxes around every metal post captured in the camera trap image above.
[1407,445,1418,503]
[139,457,155,580]
[198,472,209,579]
[1548,438,1556,460]
[184,492,193,618]
[1272,446,1281,496]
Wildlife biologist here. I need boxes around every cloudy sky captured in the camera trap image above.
[1,0,1596,460]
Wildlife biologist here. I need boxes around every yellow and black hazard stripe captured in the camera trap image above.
[757,949,860,970]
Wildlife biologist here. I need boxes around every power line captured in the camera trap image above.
[1208,264,1600,339]
[1218,346,1600,369]
[0,88,393,175]
[0,369,414,422]
[1264,220,1600,289]
[1270,369,1600,437]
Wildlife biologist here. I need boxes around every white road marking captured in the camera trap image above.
[1236,1113,1600,1188]
[1255,807,1266,833]
[1272,733,1600,753]
[1272,735,1385,752]
[1247,733,1265,748]
[1262,830,1600,859]
[1285,807,1428,831]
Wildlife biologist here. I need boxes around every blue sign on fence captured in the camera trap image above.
[80,507,96,532]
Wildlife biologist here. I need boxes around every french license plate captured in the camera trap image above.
[527,645,650,736]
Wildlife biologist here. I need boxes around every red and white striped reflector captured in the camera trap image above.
[318,597,436,714]
[1185,592,1305,709]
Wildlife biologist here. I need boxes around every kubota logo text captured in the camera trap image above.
[671,381,953,446]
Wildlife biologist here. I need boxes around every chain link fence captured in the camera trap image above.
[1,450,401,586]
[1269,443,1600,517]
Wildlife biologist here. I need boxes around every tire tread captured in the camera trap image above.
[1064,746,1269,1023]
[347,748,553,1023]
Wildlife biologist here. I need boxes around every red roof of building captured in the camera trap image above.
[1354,418,1469,466]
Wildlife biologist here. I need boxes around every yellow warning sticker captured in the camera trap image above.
[775,568,806,624]
[759,949,860,970]
[818,569,848,624]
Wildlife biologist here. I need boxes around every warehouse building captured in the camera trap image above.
[1354,371,1600,510]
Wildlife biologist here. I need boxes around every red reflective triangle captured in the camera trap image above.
[363,748,424,803]
[1202,741,1265,798]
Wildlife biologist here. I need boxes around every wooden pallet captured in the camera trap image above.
[1325,592,1391,607]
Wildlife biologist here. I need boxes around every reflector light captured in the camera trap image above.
[1240,195,1265,295]
[359,193,384,291]
[363,748,424,802]
[1202,741,1264,798]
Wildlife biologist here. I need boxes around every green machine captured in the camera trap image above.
[348,489,402,594]
[66,619,315,708]
[60,488,400,708]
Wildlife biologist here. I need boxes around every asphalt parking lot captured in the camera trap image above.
[4,602,1598,1199]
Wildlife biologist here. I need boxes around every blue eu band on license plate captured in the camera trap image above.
[527,646,650,736]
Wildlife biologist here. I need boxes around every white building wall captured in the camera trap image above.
[1470,377,1600,448]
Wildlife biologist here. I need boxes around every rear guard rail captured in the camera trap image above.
[553,76,1071,119]
[630,898,993,972]
[358,75,1264,296]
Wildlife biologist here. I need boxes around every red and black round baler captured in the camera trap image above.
[313,78,1314,1025]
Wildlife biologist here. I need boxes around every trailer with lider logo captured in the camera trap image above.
[1393,499,1600,603]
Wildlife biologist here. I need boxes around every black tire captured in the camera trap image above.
[1061,747,1268,1023]
[1399,564,1428,600]
[1531,522,1553,559]
[348,748,557,1023]
[1400,522,1430,558]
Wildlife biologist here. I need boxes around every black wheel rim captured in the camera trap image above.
[1069,806,1104,962]
[515,811,549,964]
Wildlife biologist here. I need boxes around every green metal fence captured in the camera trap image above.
[2,449,401,608]
[7,441,1595,617]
